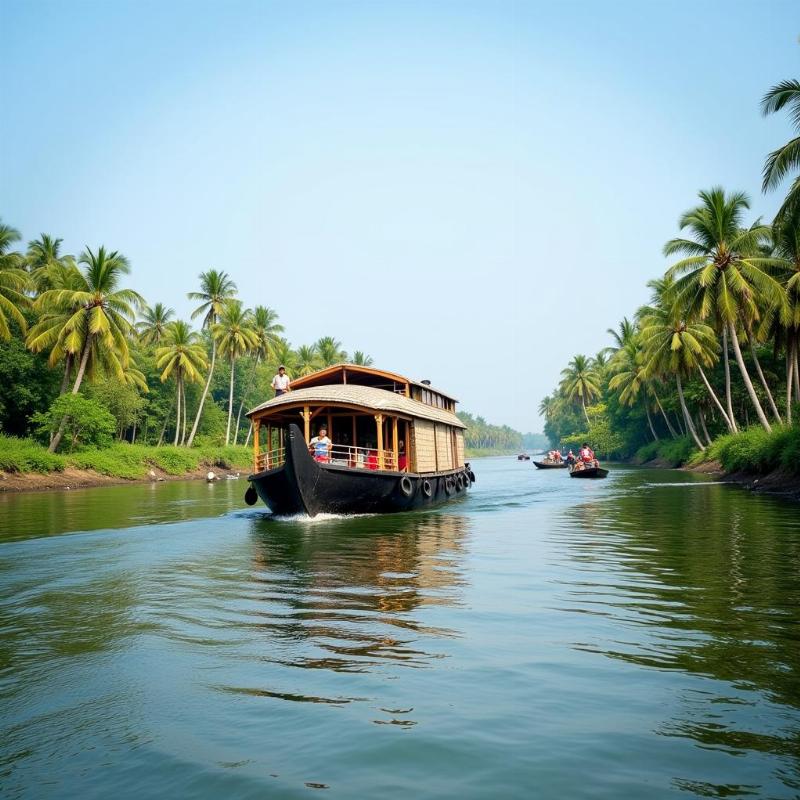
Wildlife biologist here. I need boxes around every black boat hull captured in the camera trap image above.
[248,424,473,516]
[569,466,609,479]
[533,460,567,469]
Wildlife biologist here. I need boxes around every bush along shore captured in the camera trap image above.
[0,435,252,492]
[539,74,800,498]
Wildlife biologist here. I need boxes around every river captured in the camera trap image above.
[1,460,799,799]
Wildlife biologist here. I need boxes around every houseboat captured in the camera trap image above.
[244,364,474,516]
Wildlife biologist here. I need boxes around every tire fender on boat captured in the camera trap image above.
[445,477,455,495]
[399,476,414,497]
[421,479,433,497]
[456,473,466,491]
[244,485,258,506]
[467,469,476,483]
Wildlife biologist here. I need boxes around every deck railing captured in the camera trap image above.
[255,446,286,472]
[255,443,404,472]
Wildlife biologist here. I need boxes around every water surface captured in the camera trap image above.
[1,462,799,798]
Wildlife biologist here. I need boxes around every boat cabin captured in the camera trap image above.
[246,364,466,476]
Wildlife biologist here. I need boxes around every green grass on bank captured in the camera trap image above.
[633,424,800,474]
[0,434,252,479]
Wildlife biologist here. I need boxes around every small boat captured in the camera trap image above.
[569,463,609,479]
[244,364,474,516]
[533,459,567,469]
[517,454,530,461]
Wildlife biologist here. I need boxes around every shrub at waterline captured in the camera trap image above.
[32,395,116,452]
[706,426,800,475]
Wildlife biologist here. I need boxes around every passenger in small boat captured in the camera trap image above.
[271,366,291,396]
[308,426,332,462]
[566,450,576,466]
[579,443,596,466]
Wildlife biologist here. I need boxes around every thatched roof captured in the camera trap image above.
[247,385,466,428]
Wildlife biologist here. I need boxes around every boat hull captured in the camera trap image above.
[248,424,473,516]
[533,460,567,469]
[569,466,609,479]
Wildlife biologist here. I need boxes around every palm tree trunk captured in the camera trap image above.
[697,366,733,431]
[747,333,782,423]
[787,341,794,424]
[698,410,712,446]
[173,377,182,446]
[181,381,188,445]
[581,397,589,426]
[226,358,236,446]
[187,338,216,448]
[729,322,771,432]
[794,341,800,400]
[654,393,678,438]
[234,355,260,445]
[644,402,659,441]
[157,396,175,447]
[722,327,738,432]
[59,354,73,395]
[48,337,92,453]
[676,374,705,451]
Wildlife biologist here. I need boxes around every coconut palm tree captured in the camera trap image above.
[559,354,600,425]
[316,336,346,367]
[0,221,30,340]
[352,351,374,366]
[664,187,785,431]
[37,246,142,452]
[296,344,320,376]
[608,338,661,441]
[156,321,208,446]
[136,302,175,347]
[26,234,73,291]
[213,301,258,445]
[186,270,237,446]
[232,305,284,445]
[606,317,636,351]
[640,305,720,452]
[761,79,800,221]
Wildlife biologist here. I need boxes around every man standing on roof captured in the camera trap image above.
[271,366,291,397]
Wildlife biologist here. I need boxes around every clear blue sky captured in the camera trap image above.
[2,0,798,431]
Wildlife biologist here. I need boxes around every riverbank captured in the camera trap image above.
[0,435,252,493]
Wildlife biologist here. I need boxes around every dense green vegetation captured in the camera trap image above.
[0,228,528,477]
[541,76,800,474]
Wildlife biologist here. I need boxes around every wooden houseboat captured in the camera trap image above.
[244,364,474,516]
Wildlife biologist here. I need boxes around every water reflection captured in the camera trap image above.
[554,471,800,796]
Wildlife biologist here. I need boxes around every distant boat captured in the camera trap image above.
[568,463,609,479]
[517,454,530,461]
[533,459,567,469]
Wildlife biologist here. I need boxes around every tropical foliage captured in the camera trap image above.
[541,74,800,466]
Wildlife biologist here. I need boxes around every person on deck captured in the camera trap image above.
[365,443,378,470]
[271,366,291,397]
[397,440,407,471]
[309,426,332,462]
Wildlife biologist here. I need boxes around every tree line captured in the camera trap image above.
[0,236,380,452]
[540,78,800,460]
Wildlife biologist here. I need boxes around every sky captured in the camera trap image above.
[2,0,799,432]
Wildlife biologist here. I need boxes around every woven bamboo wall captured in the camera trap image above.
[435,425,453,470]
[413,420,437,472]
[455,429,465,467]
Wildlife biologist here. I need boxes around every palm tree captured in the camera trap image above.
[606,317,636,351]
[608,339,660,441]
[213,301,258,445]
[26,259,86,394]
[559,354,600,425]
[316,336,346,367]
[186,270,237,447]
[38,246,142,452]
[26,234,71,291]
[352,351,374,366]
[0,221,30,340]
[155,321,208,446]
[664,187,785,432]
[761,79,800,221]
[296,344,320,376]
[232,306,284,445]
[136,302,175,347]
[640,306,720,451]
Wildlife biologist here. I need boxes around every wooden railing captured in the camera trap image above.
[255,446,286,472]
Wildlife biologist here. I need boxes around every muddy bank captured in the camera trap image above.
[0,465,245,494]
